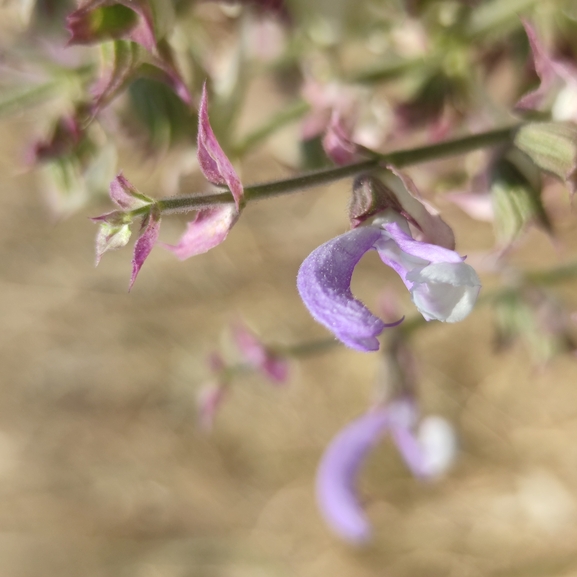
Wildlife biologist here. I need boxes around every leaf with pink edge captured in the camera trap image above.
[130,206,161,290]
[91,40,191,114]
[66,0,174,52]
[109,172,153,210]
[322,112,360,166]
[197,84,244,210]
[163,205,239,261]
[516,20,559,111]
[382,166,455,249]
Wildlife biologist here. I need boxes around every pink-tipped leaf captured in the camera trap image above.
[197,84,244,210]
[109,172,153,210]
[164,205,238,260]
[130,207,161,290]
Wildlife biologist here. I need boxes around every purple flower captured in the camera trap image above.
[297,209,481,352]
[316,400,456,544]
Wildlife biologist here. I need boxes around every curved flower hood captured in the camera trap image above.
[297,211,481,351]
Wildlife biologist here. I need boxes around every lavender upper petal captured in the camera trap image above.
[316,410,389,543]
[297,227,390,351]
[383,222,463,264]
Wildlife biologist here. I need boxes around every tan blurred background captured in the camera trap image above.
[2,12,577,577]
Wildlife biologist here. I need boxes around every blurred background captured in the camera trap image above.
[2,0,577,575]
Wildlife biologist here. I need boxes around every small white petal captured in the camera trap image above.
[417,416,457,478]
[407,262,480,286]
[408,262,481,322]
[552,82,577,122]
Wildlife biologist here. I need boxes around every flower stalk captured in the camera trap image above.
[155,125,521,216]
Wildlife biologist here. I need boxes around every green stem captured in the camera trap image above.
[525,261,577,285]
[383,125,517,167]
[157,124,520,215]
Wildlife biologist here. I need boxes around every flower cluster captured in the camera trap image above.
[92,83,244,288]
[197,322,289,430]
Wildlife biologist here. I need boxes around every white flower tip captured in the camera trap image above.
[409,262,481,323]
[417,416,457,478]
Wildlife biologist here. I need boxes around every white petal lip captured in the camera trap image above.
[417,416,457,478]
[407,262,481,322]
[406,261,481,286]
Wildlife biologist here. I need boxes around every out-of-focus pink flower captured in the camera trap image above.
[446,191,494,222]
[197,382,227,431]
[516,20,577,121]
[245,16,287,62]
[322,111,363,165]
[232,322,288,384]
[205,0,290,20]
[301,80,357,141]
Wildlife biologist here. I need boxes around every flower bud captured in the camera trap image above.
[349,174,404,228]
[514,122,577,195]
[92,211,133,265]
